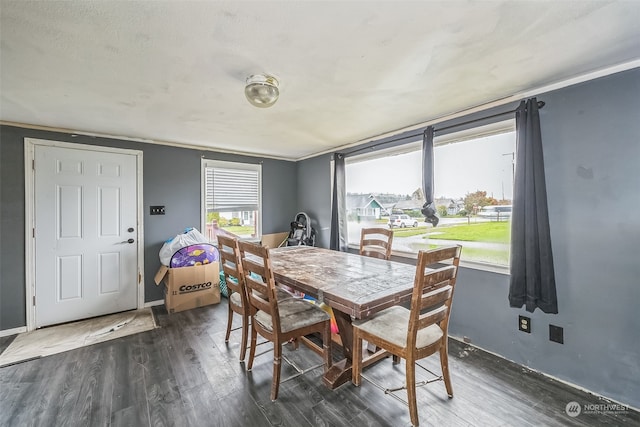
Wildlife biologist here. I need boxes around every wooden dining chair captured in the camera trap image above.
[359,227,394,260]
[218,235,293,362]
[352,247,462,427]
[218,234,253,361]
[238,241,333,401]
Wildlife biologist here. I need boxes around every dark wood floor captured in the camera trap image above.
[1,299,638,427]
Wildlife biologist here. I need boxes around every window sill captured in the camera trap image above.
[458,260,510,275]
[347,244,510,275]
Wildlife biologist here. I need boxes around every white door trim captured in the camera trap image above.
[24,138,145,331]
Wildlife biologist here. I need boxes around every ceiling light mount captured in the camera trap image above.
[245,74,279,108]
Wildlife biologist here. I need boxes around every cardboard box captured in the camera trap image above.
[261,231,289,248]
[154,262,220,314]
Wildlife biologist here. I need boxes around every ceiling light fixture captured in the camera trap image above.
[245,74,279,108]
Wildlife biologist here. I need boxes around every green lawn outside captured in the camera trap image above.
[391,222,510,242]
[392,226,430,237]
[387,221,511,266]
[425,221,511,243]
[220,225,256,236]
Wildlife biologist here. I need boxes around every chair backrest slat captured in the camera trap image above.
[416,272,452,293]
[417,304,448,330]
[421,245,461,265]
[418,284,453,311]
[360,227,394,260]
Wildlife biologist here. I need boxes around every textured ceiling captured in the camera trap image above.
[1,1,639,160]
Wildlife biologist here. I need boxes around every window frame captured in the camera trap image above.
[201,159,262,241]
[343,120,515,274]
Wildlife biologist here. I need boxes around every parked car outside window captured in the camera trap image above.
[387,214,418,228]
[478,205,512,220]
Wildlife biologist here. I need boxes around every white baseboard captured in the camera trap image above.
[0,326,27,337]
[144,299,164,308]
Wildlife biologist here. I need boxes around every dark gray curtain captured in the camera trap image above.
[509,98,558,313]
[421,126,439,226]
[330,153,347,251]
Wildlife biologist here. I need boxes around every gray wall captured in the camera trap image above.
[297,153,333,248]
[297,68,640,409]
[0,126,297,330]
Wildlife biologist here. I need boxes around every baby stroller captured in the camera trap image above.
[287,212,316,246]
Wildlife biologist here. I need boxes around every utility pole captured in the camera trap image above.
[502,152,515,200]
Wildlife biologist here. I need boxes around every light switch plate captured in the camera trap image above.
[150,206,165,215]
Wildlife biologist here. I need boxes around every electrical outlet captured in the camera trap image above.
[519,315,531,333]
[549,324,564,344]
[150,205,165,215]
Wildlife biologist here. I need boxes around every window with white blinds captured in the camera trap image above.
[202,160,261,240]
[206,167,259,211]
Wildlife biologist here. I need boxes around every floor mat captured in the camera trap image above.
[0,308,157,367]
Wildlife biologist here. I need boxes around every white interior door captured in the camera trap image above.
[34,144,139,328]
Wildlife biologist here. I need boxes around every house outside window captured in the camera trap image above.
[202,159,261,241]
[345,120,516,269]
[346,194,385,222]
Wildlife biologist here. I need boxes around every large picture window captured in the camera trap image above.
[345,121,515,268]
[202,160,261,241]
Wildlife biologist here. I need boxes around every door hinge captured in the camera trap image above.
[33,228,35,238]
[32,159,35,170]
[33,296,36,306]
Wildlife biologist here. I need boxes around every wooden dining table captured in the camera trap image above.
[269,245,417,389]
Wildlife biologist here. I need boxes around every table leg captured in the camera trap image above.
[322,310,389,389]
[333,310,353,360]
[322,311,353,389]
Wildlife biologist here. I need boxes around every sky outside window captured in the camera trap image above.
[346,131,516,200]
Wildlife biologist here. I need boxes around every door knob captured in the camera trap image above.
[120,238,135,244]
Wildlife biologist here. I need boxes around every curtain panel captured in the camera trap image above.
[421,126,439,226]
[330,153,347,251]
[509,98,558,313]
